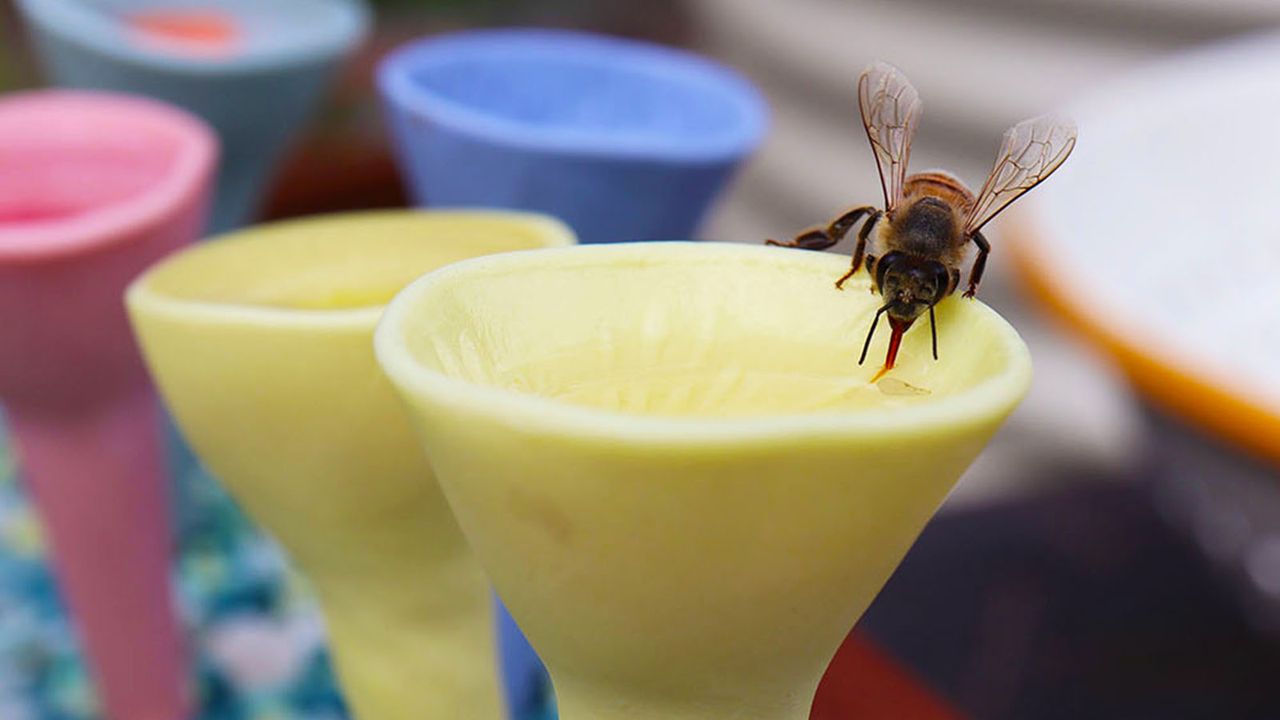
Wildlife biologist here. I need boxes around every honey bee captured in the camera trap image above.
[767,61,1076,380]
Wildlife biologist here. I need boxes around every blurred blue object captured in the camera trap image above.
[497,599,555,720]
[14,0,369,233]
[379,27,768,245]
[379,27,768,719]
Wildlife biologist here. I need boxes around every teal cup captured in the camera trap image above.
[16,0,369,232]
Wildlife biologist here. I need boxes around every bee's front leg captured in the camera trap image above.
[766,227,837,251]
[836,209,882,290]
[963,230,990,298]
[767,205,876,252]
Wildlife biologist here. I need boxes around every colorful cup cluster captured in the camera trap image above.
[1,3,772,719]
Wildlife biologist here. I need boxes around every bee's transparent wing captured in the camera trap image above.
[964,114,1077,235]
[858,61,922,214]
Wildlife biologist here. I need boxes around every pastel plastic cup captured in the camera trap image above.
[0,90,215,720]
[127,210,576,720]
[16,0,369,232]
[378,28,768,245]
[375,241,1031,720]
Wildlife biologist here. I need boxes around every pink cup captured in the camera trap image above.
[0,90,215,720]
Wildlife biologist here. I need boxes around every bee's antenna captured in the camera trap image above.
[859,304,890,365]
[929,304,938,360]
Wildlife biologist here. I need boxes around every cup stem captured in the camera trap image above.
[7,390,188,720]
[552,681,813,720]
[298,547,501,719]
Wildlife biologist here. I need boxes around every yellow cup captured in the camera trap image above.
[376,241,1032,720]
[126,210,575,720]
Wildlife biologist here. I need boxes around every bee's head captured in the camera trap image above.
[862,253,951,375]
[876,252,949,324]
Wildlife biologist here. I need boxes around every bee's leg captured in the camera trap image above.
[834,262,858,290]
[828,205,875,245]
[963,230,990,298]
[766,206,875,251]
[862,255,879,293]
[766,227,836,250]
[836,210,882,290]
[849,210,882,275]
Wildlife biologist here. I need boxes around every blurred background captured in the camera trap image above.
[2,0,1280,718]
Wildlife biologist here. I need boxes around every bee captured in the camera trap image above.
[767,61,1076,380]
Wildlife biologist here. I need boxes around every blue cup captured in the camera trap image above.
[378,28,768,245]
[15,0,369,233]
[379,27,768,720]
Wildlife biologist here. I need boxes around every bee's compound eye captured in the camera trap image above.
[878,251,904,268]
[929,263,950,302]
[875,251,904,290]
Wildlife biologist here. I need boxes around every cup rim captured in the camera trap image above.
[15,0,369,75]
[125,208,578,329]
[0,90,217,263]
[375,241,1033,447]
[376,27,769,164]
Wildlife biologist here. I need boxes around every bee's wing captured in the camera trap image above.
[858,61,921,214]
[964,113,1077,235]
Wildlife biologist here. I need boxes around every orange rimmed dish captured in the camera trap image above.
[1007,33,1280,468]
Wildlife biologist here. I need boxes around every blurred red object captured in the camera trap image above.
[126,9,242,56]
[263,137,405,219]
[812,633,960,720]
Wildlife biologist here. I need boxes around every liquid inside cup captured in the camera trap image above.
[126,8,242,57]
[402,248,1018,419]
[0,204,88,224]
[507,347,936,417]
[139,214,572,311]
[0,106,189,242]
[0,148,169,229]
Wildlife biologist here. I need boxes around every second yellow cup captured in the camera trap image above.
[126,210,575,719]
